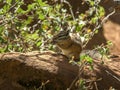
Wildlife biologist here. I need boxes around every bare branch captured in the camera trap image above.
[105,70,120,82]
[62,0,75,21]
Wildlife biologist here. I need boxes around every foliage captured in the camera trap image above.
[0,0,105,53]
[0,0,114,89]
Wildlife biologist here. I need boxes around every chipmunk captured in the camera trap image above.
[51,30,83,60]
[51,30,109,61]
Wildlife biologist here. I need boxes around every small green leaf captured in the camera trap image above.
[6,0,12,4]
[16,7,26,14]
[99,6,105,17]
[80,55,86,60]
[3,5,10,13]
[24,17,33,25]
[31,33,39,40]
[39,13,45,20]
[91,17,98,24]
[86,56,93,64]
[37,0,47,6]
[95,29,99,34]
[27,3,36,11]
[80,54,93,64]
[89,1,94,6]
[36,41,42,47]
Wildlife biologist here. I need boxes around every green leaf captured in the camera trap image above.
[107,41,113,46]
[80,54,93,64]
[95,29,98,34]
[89,1,94,6]
[91,17,98,24]
[86,56,93,64]
[78,79,86,90]
[80,55,86,60]
[27,3,36,11]
[39,13,45,20]
[16,7,26,14]
[3,5,10,13]
[0,47,6,53]
[36,41,42,47]
[99,6,105,17]
[30,33,39,40]
[6,0,12,4]
[37,0,47,6]
[24,17,33,25]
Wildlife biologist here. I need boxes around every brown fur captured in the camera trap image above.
[52,31,82,60]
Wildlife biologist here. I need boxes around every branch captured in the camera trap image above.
[83,9,116,48]
[62,0,75,21]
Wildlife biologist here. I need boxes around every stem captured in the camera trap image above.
[62,0,75,21]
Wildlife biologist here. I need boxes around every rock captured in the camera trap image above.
[0,51,79,90]
[103,14,120,55]
[0,51,120,90]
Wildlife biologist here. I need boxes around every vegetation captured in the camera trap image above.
[0,0,106,53]
[0,0,114,89]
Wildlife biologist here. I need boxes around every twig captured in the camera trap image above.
[0,0,23,27]
[94,82,99,90]
[62,0,75,21]
[3,0,21,15]
[67,61,87,90]
[105,70,120,82]
[39,80,50,89]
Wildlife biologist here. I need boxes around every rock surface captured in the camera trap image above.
[0,51,79,90]
[0,51,120,90]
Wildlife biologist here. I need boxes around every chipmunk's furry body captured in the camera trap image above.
[52,30,82,60]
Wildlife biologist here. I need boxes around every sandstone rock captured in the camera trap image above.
[0,51,120,90]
